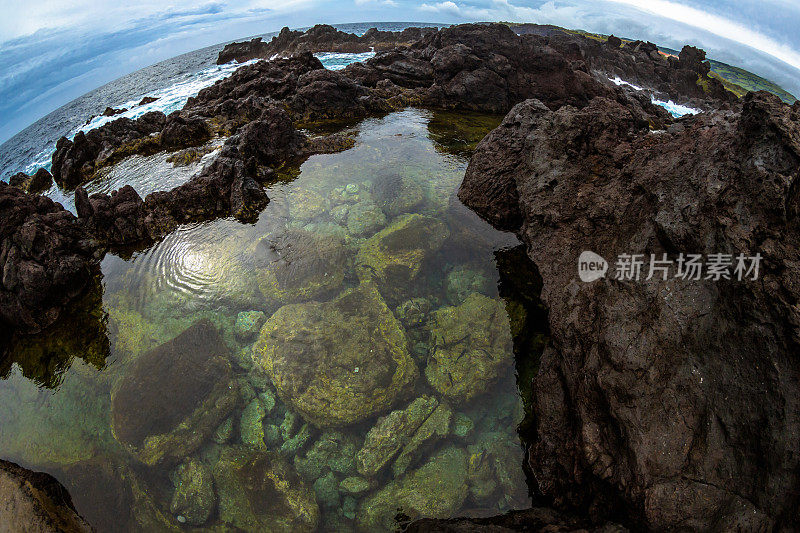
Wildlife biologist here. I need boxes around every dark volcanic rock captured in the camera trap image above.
[8,168,52,194]
[0,459,92,532]
[0,182,101,333]
[459,92,800,530]
[216,24,438,64]
[347,23,616,114]
[409,507,627,532]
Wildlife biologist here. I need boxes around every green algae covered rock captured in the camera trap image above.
[357,446,469,531]
[295,430,361,481]
[213,447,319,533]
[393,402,453,476]
[287,187,328,221]
[170,458,216,525]
[346,201,386,236]
[255,228,348,308]
[395,297,431,329]
[466,432,529,511]
[356,213,449,302]
[110,319,240,466]
[356,395,438,477]
[235,311,266,341]
[425,293,513,403]
[339,476,371,495]
[240,398,267,449]
[254,282,418,427]
[445,264,492,305]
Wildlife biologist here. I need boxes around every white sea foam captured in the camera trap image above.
[315,50,376,70]
[608,76,700,118]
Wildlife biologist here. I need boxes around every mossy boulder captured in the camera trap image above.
[425,293,513,403]
[254,228,348,307]
[213,447,319,532]
[295,430,361,481]
[170,458,216,525]
[254,282,418,427]
[357,446,469,531]
[110,319,240,466]
[371,172,425,217]
[356,395,438,477]
[356,213,449,302]
[445,263,492,304]
[346,201,386,236]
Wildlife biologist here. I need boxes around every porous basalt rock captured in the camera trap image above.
[458,91,800,530]
[0,182,101,333]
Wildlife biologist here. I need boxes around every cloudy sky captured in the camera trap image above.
[2,0,800,143]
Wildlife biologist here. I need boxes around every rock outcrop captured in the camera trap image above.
[9,168,53,195]
[458,91,800,530]
[217,24,437,64]
[0,459,92,532]
[0,182,101,333]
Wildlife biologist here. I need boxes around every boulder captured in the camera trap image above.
[254,282,418,427]
[110,319,239,465]
[356,396,439,477]
[357,446,469,531]
[425,293,513,402]
[213,447,319,532]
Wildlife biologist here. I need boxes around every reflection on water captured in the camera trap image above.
[0,109,548,532]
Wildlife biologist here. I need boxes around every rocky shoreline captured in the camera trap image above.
[2,22,798,532]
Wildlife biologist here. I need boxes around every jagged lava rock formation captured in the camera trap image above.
[459,91,800,529]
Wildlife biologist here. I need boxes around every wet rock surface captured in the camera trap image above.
[458,91,800,529]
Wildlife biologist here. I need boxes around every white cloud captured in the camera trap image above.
[606,0,800,71]
[355,0,398,7]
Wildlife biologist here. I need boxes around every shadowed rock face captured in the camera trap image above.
[458,91,800,530]
[0,459,93,532]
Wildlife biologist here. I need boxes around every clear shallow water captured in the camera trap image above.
[0,108,544,531]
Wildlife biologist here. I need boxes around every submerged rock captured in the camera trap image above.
[345,200,386,236]
[213,447,319,532]
[254,282,418,427]
[371,172,425,217]
[110,319,239,466]
[356,213,449,302]
[170,458,216,525]
[425,293,513,402]
[445,263,492,304]
[254,228,348,307]
[393,402,453,476]
[357,446,469,531]
[356,395,439,477]
[294,430,361,481]
[234,310,266,341]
